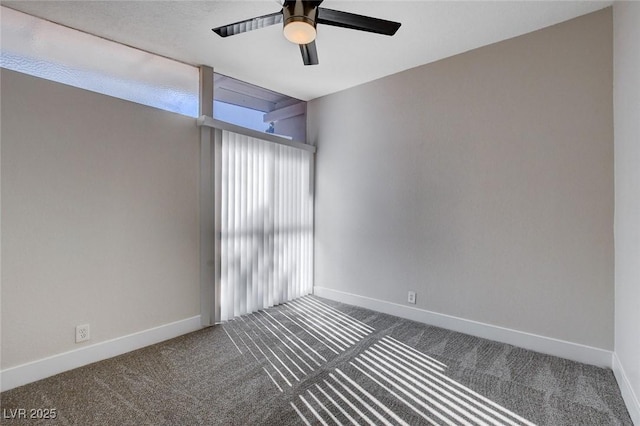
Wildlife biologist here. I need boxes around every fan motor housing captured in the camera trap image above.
[283,0,319,28]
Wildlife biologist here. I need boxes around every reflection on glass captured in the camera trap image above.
[1,7,198,117]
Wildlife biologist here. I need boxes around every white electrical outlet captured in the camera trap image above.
[408,291,416,304]
[75,324,90,343]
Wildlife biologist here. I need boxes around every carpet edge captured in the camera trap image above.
[313,286,613,368]
[0,315,203,392]
[613,352,640,425]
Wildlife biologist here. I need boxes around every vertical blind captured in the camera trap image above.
[219,130,313,321]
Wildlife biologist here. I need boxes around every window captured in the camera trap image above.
[1,7,307,137]
[214,101,270,133]
[214,73,306,141]
[1,7,199,117]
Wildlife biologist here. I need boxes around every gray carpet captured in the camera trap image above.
[0,296,632,425]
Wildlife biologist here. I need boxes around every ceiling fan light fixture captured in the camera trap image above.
[212,0,402,66]
[283,20,316,44]
[282,1,318,45]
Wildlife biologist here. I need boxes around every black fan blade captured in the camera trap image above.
[212,11,283,37]
[317,7,401,36]
[300,41,319,66]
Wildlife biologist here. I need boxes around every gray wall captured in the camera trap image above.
[309,9,613,349]
[613,1,640,408]
[1,69,200,368]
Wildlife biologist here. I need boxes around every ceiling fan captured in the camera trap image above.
[212,0,401,66]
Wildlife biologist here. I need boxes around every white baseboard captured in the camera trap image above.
[1,316,203,392]
[313,286,613,368]
[613,353,640,425]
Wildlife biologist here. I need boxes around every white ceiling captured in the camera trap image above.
[2,1,611,101]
